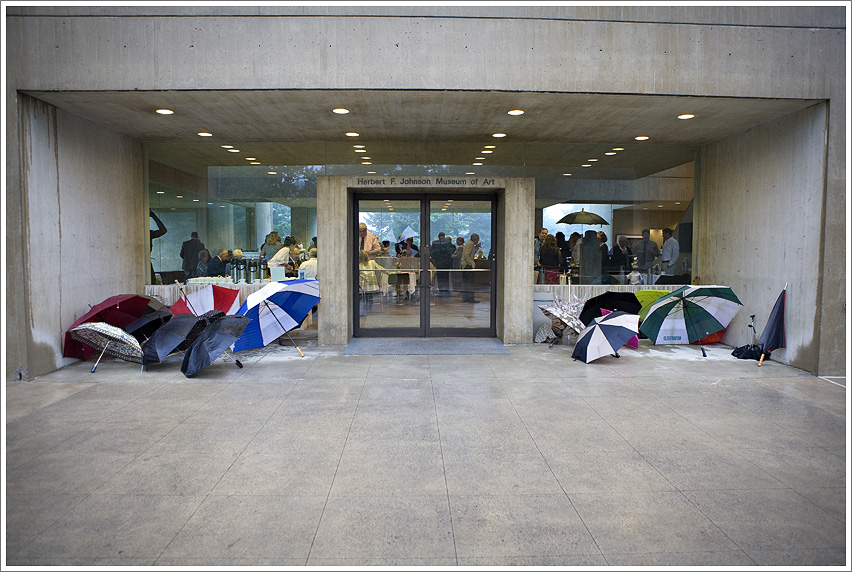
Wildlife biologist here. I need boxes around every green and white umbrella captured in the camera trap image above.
[638,285,742,356]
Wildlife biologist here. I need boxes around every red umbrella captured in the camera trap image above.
[170,285,241,316]
[63,294,154,359]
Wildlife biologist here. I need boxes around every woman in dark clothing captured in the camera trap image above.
[539,234,562,283]
[597,231,610,274]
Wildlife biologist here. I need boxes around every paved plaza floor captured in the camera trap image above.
[4,340,848,567]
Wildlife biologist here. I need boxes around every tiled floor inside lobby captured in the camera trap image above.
[4,340,848,567]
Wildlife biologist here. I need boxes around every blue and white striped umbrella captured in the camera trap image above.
[231,279,320,352]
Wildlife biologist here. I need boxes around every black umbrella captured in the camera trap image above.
[141,313,199,365]
[176,310,226,352]
[557,209,609,226]
[758,284,786,366]
[125,307,173,342]
[579,291,642,326]
[181,315,252,377]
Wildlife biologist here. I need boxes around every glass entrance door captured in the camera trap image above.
[355,193,496,337]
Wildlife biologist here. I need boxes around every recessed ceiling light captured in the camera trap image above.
[156,191,165,194]
[346,132,360,137]
[677,114,695,120]
[384,199,390,202]
[220,205,226,208]
[657,205,664,208]
[354,149,366,153]
[333,108,350,114]
[448,200,454,202]
[473,162,483,166]
[155,109,174,115]
[353,145,365,148]
[481,150,493,154]
[361,156,371,160]
[197,132,213,137]
[221,145,233,149]
[612,147,624,151]
[582,164,592,167]
[675,202,681,205]
[267,171,277,174]
[563,173,572,176]
[484,145,496,149]
[475,157,485,160]
[246,157,256,160]
[227,149,240,153]
[634,136,650,141]
[492,133,507,138]
[192,199,200,202]
[362,161,372,165]
[170,208,176,211]
[250,162,260,165]
[466,172,475,175]
[207,202,212,205]
[507,109,524,115]
[367,171,376,174]
[587,158,598,161]
[643,207,648,210]
[605,152,617,156]
[176,195,183,198]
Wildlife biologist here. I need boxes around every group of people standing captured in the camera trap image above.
[534,225,681,284]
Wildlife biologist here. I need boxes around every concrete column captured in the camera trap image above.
[500,178,535,344]
[316,176,351,345]
[255,202,273,252]
[291,207,310,248]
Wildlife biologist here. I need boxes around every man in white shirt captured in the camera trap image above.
[661,227,680,275]
[299,248,318,279]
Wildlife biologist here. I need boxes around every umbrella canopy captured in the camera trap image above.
[63,294,155,359]
[579,291,641,326]
[636,289,670,321]
[572,311,639,363]
[601,308,638,348]
[399,225,419,241]
[170,285,241,317]
[176,310,226,352]
[181,315,252,377]
[557,209,609,226]
[639,285,743,351]
[125,307,173,342]
[538,304,585,336]
[141,313,199,365]
[69,322,144,364]
[758,285,786,364]
[232,279,321,352]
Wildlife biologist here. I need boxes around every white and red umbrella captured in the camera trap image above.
[170,285,240,317]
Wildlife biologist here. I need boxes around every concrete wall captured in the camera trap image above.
[7,95,144,380]
[698,103,829,374]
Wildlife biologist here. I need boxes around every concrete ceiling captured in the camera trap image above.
[26,89,819,182]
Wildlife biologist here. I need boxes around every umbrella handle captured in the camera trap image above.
[175,280,199,316]
[758,352,766,367]
[92,342,109,373]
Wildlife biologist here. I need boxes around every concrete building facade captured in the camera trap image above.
[4,6,847,380]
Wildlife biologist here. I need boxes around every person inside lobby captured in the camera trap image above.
[358,223,382,259]
[205,248,230,277]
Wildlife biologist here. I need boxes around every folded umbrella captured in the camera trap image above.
[181,315,252,377]
[63,294,156,359]
[176,310,226,352]
[579,291,641,326]
[69,322,144,372]
[141,313,199,365]
[758,284,787,366]
[572,311,639,363]
[639,285,742,357]
[170,285,241,316]
[232,279,321,356]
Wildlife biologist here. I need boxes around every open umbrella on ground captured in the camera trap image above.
[140,313,199,365]
[557,209,609,226]
[125,307,173,342]
[170,284,241,316]
[639,284,743,357]
[63,294,156,359]
[572,311,640,363]
[181,315,252,377]
[758,284,787,366]
[538,303,585,348]
[232,279,321,357]
[176,310,226,352]
[635,289,670,321]
[69,322,144,372]
[579,291,641,326]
